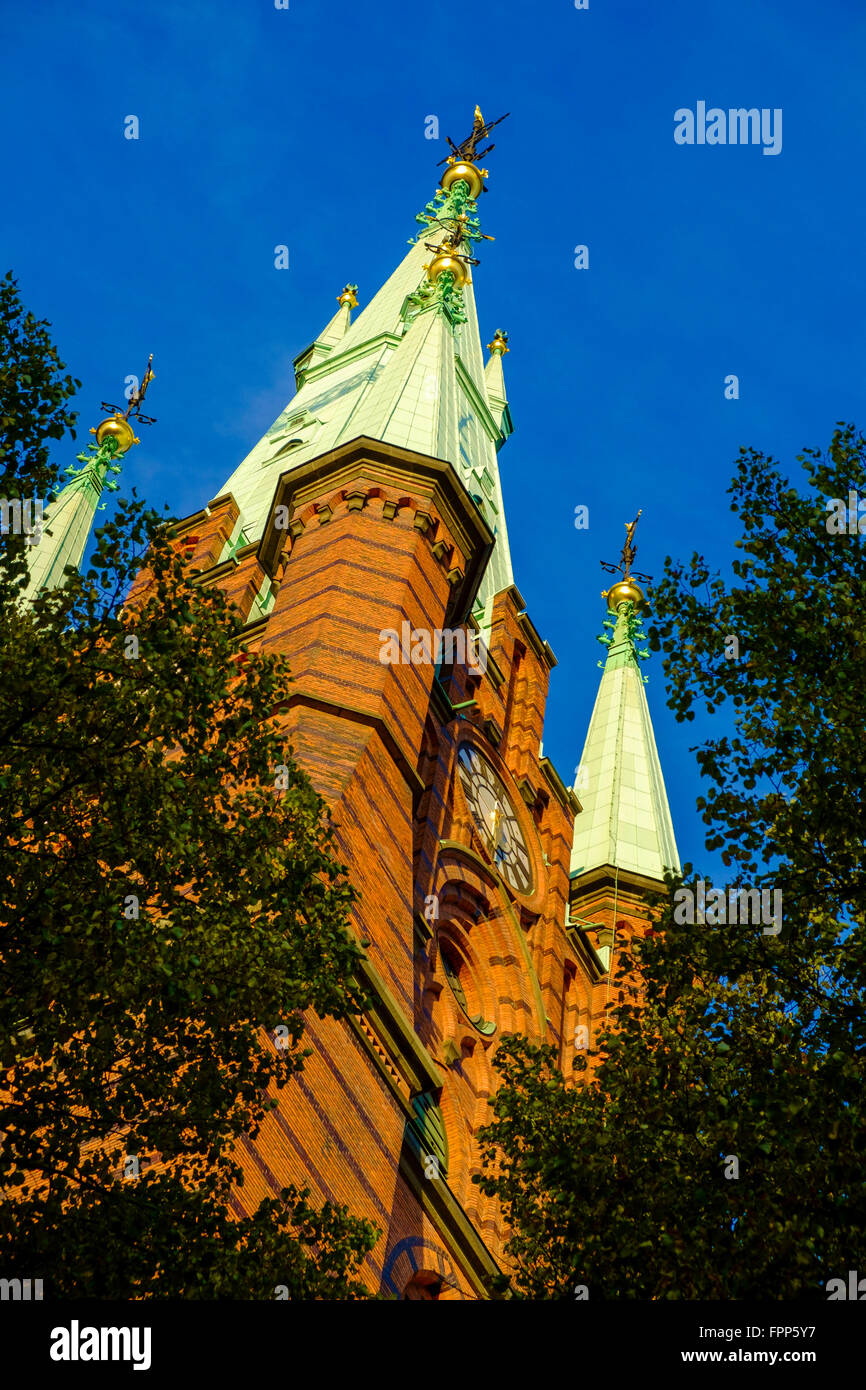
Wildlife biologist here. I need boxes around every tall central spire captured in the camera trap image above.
[218,109,515,611]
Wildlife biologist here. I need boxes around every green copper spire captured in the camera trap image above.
[22,357,155,603]
[21,437,123,600]
[293,284,358,388]
[217,109,515,608]
[570,515,680,882]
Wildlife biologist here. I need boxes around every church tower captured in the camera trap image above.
[156,112,583,1296]
[49,112,679,1298]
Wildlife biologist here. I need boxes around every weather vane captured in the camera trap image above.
[437,105,510,167]
[600,509,652,586]
[435,105,510,196]
[99,353,157,428]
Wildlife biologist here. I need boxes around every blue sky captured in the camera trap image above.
[2,0,864,877]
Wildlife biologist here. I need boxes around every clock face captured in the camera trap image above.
[457,743,533,894]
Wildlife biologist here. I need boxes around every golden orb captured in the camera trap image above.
[94,414,137,455]
[606,578,646,612]
[427,248,468,288]
[440,159,484,199]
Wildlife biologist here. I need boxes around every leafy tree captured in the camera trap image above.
[0,270,79,601]
[478,426,866,1299]
[0,280,378,1298]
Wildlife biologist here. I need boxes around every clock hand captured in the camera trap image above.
[489,803,508,860]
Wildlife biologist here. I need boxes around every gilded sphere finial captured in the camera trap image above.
[605,578,646,612]
[337,283,358,309]
[488,329,509,355]
[440,158,484,200]
[426,246,469,289]
[94,414,138,455]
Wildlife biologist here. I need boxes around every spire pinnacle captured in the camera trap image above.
[600,507,652,612]
[91,353,156,455]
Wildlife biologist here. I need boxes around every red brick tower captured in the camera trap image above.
[161,121,677,1298]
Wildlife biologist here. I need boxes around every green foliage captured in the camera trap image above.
[0,270,79,599]
[0,287,377,1298]
[478,427,866,1299]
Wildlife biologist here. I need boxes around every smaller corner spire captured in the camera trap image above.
[292,286,360,388]
[484,329,512,444]
[322,282,358,341]
[21,356,155,603]
[571,507,680,882]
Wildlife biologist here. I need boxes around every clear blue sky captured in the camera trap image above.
[2,0,864,878]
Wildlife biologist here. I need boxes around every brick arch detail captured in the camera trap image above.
[381,1235,463,1299]
[433,854,548,1039]
[426,860,545,1236]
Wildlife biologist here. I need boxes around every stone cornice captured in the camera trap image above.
[569,862,670,903]
[296,332,403,388]
[354,953,444,1096]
